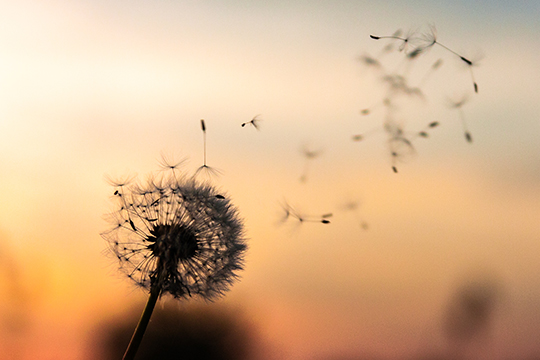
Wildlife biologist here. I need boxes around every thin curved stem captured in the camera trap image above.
[122,285,162,360]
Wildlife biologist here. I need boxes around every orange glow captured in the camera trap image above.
[1,1,540,359]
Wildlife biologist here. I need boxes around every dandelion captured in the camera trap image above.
[102,166,247,360]
[241,114,262,130]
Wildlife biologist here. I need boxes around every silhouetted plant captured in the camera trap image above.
[102,162,247,360]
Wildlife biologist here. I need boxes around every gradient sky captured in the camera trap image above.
[0,1,539,359]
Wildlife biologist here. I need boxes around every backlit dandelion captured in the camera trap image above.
[102,166,247,360]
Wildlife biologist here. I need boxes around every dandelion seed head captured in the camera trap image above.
[102,170,247,300]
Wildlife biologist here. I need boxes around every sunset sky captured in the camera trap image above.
[0,1,539,359]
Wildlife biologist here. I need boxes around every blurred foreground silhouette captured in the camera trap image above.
[94,300,258,360]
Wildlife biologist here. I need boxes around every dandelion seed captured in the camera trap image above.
[128,219,137,232]
[200,119,207,161]
[412,24,480,92]
[196,119,221,179]
[448,95,473,143]
[466,59,480,93]
[241,114,262,130]
[299,144,323,183]
[370,28,416,53]
[387,129,417,173]
[102,166,247,360]
[278,200,331,226]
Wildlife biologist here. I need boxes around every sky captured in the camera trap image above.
[0,0,539,359]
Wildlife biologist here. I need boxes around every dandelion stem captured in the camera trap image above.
[122,284,161,360]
